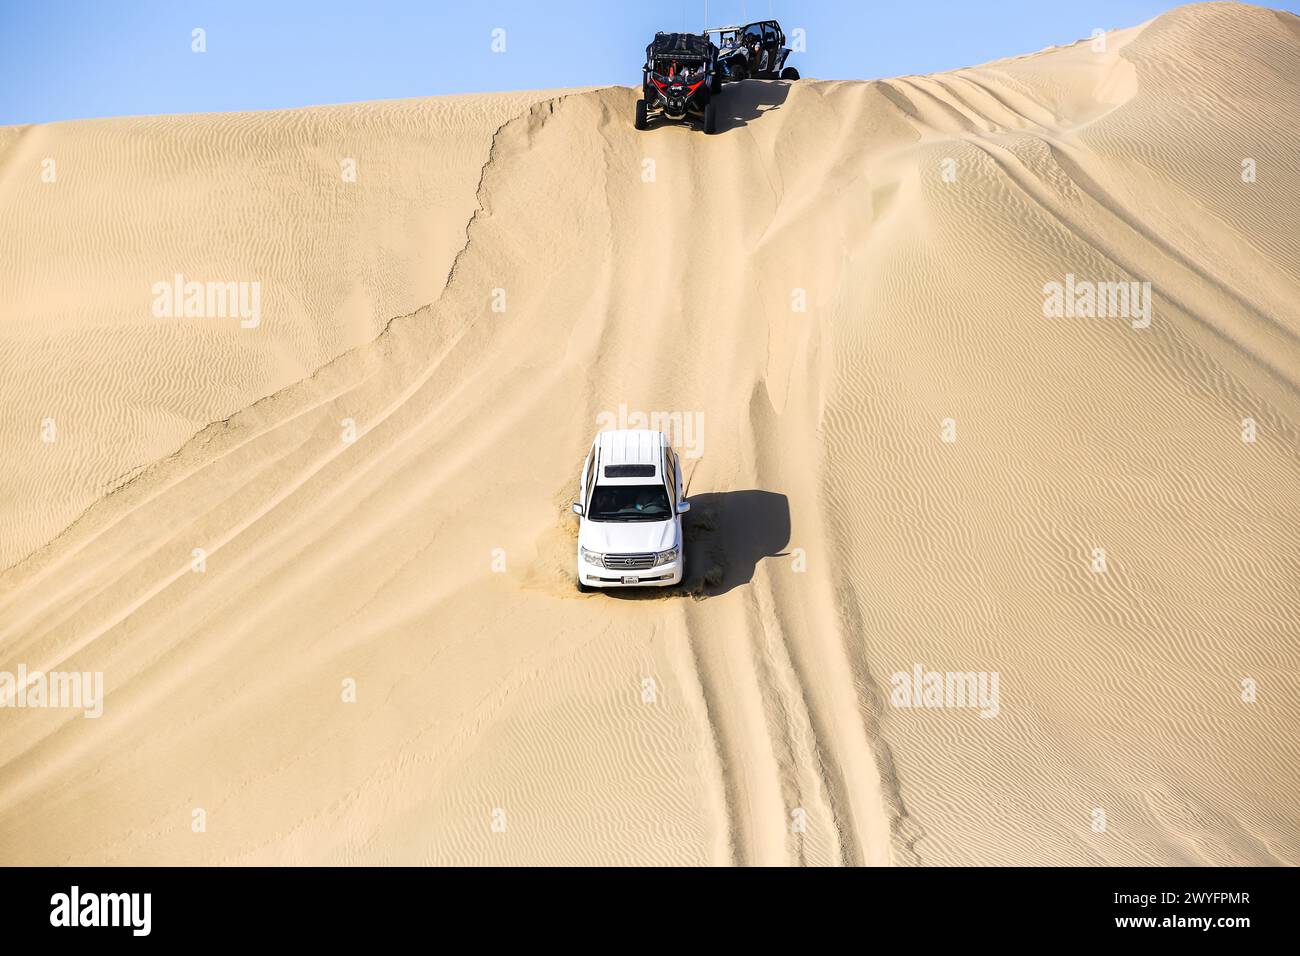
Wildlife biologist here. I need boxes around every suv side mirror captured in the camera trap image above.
[677,500,691,514]
[572,502,584,516]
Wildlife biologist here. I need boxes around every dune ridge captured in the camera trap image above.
[1,2,1297,864]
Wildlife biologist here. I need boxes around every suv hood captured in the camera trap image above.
[580,519,676,554]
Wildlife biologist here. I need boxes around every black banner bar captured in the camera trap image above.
[0,866,1291,942]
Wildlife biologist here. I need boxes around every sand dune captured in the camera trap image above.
[1,2,1298,865]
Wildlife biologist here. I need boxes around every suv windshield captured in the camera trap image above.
[589,484,671,522]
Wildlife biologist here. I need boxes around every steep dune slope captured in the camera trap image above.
[1,2,1297,865]
[0,90,565,568]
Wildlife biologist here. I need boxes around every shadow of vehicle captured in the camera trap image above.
[712,79,792,133]
[601,489,790,600]
[684,490,790,595]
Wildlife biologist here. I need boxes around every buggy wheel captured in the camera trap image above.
[634,99,648,130]
[781,66,800,81]
[704,101,718,135]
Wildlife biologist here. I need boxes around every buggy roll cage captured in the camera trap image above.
[645,32,717,78]
[704,21,786,47]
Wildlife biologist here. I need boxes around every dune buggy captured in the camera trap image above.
[636,32,722,134]
[708,20,800,82]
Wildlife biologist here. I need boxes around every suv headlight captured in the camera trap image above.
[580,547,604,568]
[656,547,679,565]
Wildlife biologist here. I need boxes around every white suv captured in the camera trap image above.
[572,429,689,590]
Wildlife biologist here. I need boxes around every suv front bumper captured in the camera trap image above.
[578,554,683,588]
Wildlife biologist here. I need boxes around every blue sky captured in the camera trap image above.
[2,0,1297,124]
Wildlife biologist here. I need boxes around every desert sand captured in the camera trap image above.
[1,2,1297,865]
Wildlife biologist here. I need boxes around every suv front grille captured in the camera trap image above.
[603,552,657,571]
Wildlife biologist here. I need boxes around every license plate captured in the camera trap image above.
[621,575,640,585]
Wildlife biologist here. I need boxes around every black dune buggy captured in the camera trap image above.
[708,20,800,83]
[636,32,722,134]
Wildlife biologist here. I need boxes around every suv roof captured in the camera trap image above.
[596,429,667,467]
[592,430,669,486]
